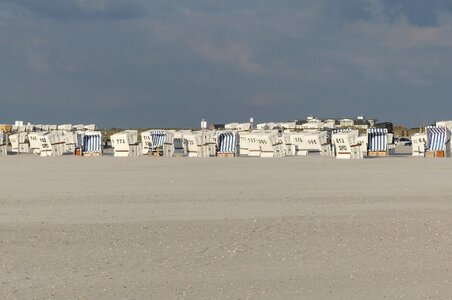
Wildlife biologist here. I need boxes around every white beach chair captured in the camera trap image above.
[9,132,30,153]
[239,134,250,155]
[111,130,141,157]
[28,132,44,155]
[0,131,6,156]
[281,133,295,156]
[289,131,331,156]
[357,135,368,157]
[332,130,363,159]
[29,131,63,157]
[140,130,152,155]
[173,131,189,156]
[411,133,427,157]
[183,132,206,158]
[241,132,261,157]
[181,130,215,158]
[242,131,283,158]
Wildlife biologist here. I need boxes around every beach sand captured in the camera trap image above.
[1,155,452,299]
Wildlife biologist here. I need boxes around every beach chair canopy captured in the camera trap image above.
[426,127,448,151]
[83,132,102,153]
[217,131,237,152]
[150,130,167,150]
[367,128,388,152]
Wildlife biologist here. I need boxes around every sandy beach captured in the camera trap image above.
[2,155,452,299]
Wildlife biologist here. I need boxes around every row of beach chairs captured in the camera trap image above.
[1,125,450,159]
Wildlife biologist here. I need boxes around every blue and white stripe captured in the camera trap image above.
[217,132,237,153]
[426,126,447,151]
[151,130,166,150]
[367,128,388,151]
[83,133,102,153]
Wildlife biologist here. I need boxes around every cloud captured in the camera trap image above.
[2,0,452,127]
[194,40,265,74]
[347,14,452,50]
[381,0,452,26]
[3,0,145,20]
[329,9,452,86]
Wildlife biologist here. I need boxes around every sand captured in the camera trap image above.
[1,154,452,299]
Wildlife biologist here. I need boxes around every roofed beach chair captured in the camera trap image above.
[289,131,331,156]
[332,130,363,159]
[425,126,450,158]
[111,130,141,157]
[216,131,239,157]
[411,133,427,157]
[0,131,6,156]
[82,131,103,156]
[367,128,390,157]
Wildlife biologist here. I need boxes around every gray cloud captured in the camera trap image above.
[382,0,452,26]
[2,0,145,20]
[1,0,452,127]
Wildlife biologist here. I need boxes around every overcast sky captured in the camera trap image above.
[1,0,452,128]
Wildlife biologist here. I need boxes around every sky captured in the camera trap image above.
[1,0,452,128]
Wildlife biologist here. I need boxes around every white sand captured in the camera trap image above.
[1,155,452,299]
